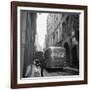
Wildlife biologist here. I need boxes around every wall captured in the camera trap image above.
[20,11,37,77]
[0,0,89,90]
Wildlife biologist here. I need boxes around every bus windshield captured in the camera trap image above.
[45,46,65,59]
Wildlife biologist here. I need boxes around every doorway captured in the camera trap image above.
[71,45,79,68]
[64,43,70,66]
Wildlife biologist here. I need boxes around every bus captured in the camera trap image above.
[44,46,66,69]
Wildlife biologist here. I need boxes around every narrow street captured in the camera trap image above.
[43,68,73,77]
[31,64,79,77]
[43,67,79,77]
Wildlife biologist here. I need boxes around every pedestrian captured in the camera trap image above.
[24,64,33,77]
[41,63,44,77]
[34,51,44,77]
[33,59,41,77]
[39,55,44,77]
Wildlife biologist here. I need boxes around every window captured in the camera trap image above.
[55,30,58,43]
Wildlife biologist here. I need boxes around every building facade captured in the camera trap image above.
[62,14,79,68]
[20,11,37,77]
[45,13,62,48]
[45,13,79,69]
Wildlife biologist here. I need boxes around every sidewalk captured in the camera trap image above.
[63,66,79,74]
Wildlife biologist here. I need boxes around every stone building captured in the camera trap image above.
[45,13,62,48]
[45,13,79,69]
[61,13,79,68]
[20,11,37,77]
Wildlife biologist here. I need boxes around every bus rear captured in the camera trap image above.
[44,47,66,69]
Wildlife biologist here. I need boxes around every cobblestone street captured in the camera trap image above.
[43,67,79,77]
[29,64,79,77]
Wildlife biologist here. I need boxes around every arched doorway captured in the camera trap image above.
[71,45,79,68]
[64,42,70,66]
